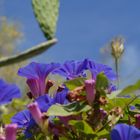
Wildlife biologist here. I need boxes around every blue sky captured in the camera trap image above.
[1,0,140,87]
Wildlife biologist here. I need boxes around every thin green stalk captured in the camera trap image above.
[115,57,119,88]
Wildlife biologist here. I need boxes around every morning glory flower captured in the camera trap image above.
[18,62,60,98]
[53,59,87,80]
[85,59,116,81]
[0,79,21,105]
[11,110,36,138]
[35,94,53,112]
[36,88,69,112]
[111,123,140,140]
[11,110,33,128]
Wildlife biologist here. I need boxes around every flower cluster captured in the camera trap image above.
[1,59,140,140]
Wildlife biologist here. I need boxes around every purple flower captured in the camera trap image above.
[35,94,53,112]
[52,88,69,104]
[11,110,36,138]
[86,59,116,81]
[111,123,140,140]
[53,60,87,80]
[11,110,33,128]
[108,83,117,93]
[0,79,21,105]
[36,88,69,112]
[18,62,60,98]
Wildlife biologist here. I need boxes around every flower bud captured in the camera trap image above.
[27,102,43,127]
[5,124,17,140]
[0,126,5,140]
[85,79,96,105]
[134,114,140,128]
[111,37,124,59]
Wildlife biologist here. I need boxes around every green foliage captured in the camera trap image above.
[96,129,110,140]
[107,90,121,99]
[119,80,140,96]
[96,72,109,90]
[69,120,94,135]
[64,77,86,90]
[46,102,91,117]
[32,0,59,39]
[1,112,15,124]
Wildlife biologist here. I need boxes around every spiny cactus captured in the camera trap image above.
[32,0,59,40]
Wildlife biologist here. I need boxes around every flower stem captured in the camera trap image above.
[115,57,119,88]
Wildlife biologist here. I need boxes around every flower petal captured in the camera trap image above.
[18,62,60,97]
[111,123,140,140]
[53,60,87,79]
[86,59,116,81]
[0,79,21,105]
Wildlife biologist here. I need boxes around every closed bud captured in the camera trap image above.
[134,114,140,128]
[111,37,124,59]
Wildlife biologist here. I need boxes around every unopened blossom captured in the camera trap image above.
[85,79,96,105]
[134,114,140,128]
[5,124,17,140]
[110,37,124,59]
[27,102,44,127]
[0,124,17,140]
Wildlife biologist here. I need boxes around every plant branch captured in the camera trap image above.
[0,38,57,67]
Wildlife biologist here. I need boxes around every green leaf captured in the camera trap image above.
[119,80,140,96]
[32,0,59,39]
[46,102,91,117]
[96,129,110,140]
[107,90,122,99]
[2,112,15,124]
[64,77,86,91]
[69,120,94,135]
[96,73,109,90]
[107,96,140,111]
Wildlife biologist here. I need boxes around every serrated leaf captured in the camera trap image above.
[32,0,59,39]
[46,102,91,117]
[64,77,86,90]
[69,120,94,135]
[96,73,109,90]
